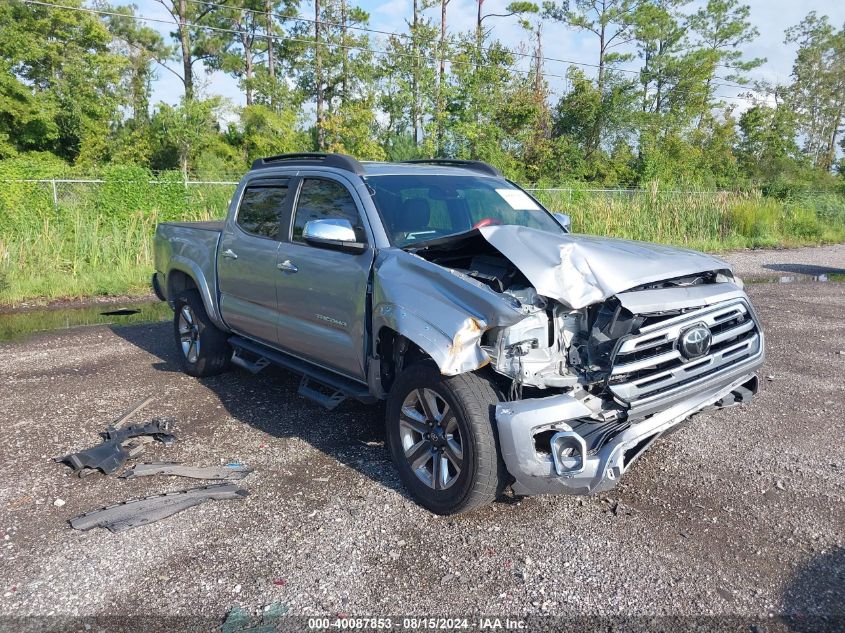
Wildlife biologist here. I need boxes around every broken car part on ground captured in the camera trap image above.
[54,417,175,477]
[53,399,253,532]
[69,484,249,533]
[152,154,764,514]
[121,462,253,480]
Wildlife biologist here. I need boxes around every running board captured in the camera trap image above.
[228,336,374,409]
[231,349,270,374]
[297,376,347,410]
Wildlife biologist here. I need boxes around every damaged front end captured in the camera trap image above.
[375,225,764,496]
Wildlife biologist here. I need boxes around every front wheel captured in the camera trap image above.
[173,289,231,377]
[386,363,505,515]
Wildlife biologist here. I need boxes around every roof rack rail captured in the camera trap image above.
[251,152,365,175]
[399,159,503,177]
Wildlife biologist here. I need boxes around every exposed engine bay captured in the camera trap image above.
[407,229,735,416]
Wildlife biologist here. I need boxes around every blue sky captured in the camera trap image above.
[122,0,845,111]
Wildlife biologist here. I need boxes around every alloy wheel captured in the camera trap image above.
[178,305,201,364]
[398,388,464,490]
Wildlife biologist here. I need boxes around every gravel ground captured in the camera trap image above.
[0,247,843,630]
[721,243,845,280]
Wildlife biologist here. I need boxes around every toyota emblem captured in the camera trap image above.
[679,324,712,359]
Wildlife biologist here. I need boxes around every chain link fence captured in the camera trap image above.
[0,178,238,222]
[0,178,239,302]
[0,178,738,220]
[0,177,746,252]
[1,177,841,303]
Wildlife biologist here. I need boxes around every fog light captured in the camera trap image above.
[550,431,587,476]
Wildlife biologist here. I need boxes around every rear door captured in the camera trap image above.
[274,176,375,380]
[217,177,293,345]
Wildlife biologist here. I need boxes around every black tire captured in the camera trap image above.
[172,289,231,377]
[386,362,505,515]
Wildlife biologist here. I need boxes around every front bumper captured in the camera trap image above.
[496,371,760,496]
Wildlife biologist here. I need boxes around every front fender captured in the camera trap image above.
[372,250,524,375]
[373,302,489,376]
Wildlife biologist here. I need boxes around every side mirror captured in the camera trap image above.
[553,212,571,233]
[302,218,366,253]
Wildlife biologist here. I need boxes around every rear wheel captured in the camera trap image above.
[386,362,505,515]
[173,289,231,377]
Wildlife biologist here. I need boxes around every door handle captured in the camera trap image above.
[277,259,298,273]
[221,248,238,259]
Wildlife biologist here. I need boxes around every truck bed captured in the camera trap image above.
[153,221,224,321]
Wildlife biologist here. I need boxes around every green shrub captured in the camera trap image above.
[783,206,822,239]
[725,198,781,243]
[531,186,845,251]
[1,164,844,305]
[0,163,234,304]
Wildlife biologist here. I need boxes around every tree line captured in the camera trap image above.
[1,0,844,193]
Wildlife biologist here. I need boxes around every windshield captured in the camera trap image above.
[364,174,563,247]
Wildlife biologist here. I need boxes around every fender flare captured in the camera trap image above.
[167,257,227,330]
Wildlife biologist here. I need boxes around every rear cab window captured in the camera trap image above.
[236,178,291,240]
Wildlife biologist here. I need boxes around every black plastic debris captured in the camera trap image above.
[104,417,177,446]
[121,462,253,481]
[99,308,142,316]
[69,483,248,532]
[55,417,176,477]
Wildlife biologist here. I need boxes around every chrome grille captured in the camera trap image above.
[608,298,762,407]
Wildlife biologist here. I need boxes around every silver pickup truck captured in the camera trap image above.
[153,153,764,514]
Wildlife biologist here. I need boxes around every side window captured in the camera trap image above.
[292,178,365,243]
[237,183,290,239]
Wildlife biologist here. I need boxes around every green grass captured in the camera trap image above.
[4,208,168,302]
[1,174,844,306]
[0,171,233,305]
[531,188,845,252]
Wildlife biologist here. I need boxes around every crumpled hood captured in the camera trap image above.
[479,225,731,309]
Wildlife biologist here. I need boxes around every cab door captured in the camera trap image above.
[274,176,375,380]
[217,177,292,345]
